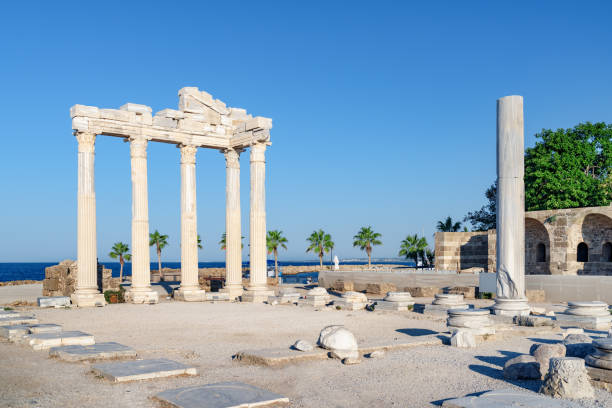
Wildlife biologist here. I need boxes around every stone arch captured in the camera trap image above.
[525,217,550,274]
[579,213,612,262]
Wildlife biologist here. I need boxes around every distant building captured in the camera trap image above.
[435,204,612,276]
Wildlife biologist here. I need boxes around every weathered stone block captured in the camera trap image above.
[365,282,397,295]
[332,280,354,292]
[27,331,94,351]
[37,296,70,308]
[526,289,546,302]
[92,358,197,382]
[503,355,540,380]
[50,342,137,362]
[28,324,62,334]
[153,116,177,128]
[405,287,440,297]
[448,286,476,299]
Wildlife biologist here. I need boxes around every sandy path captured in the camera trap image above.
[1,298,611,407]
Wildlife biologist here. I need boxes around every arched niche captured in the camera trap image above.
[525,217,550,274]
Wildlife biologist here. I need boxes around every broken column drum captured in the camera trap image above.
[492,95,530,316]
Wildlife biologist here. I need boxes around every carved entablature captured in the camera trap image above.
[70,87,272,150]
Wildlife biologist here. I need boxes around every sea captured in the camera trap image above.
[0,260,415,283]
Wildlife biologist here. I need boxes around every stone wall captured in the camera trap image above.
[43,260,120,296]
[435,204,612,276]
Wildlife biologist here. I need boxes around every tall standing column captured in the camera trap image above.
[243,142,273,302]
[176,145,206,301]
[71,132,105,307]
[493,95,530,316]
[125,135,159,304]
[222,148,244,299]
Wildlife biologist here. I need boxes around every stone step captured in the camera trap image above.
[154,382,289,408]
[26,331,95,350]
[0,310,21,318]
[442,388,582,407]
[91,358,197,382]
[28,324,62,334]
[0,325,31,341]
[0,316,39,326]
[50,342,137,362]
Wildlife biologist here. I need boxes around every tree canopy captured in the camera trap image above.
[525,122,612,211]
[464,182,497,231]
[436,216,462,232]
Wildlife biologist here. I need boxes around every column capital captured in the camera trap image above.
[179,144,198,165]
[129,135,148,159]
[250,142,267,163]
[223,148,243,169]
[75,132,96,153]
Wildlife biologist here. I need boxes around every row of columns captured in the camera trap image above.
[71,132,270,306]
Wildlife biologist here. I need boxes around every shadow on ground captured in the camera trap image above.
[395,328,438,337]
[470,349,541,393]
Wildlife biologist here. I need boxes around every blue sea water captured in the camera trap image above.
[0,260,415,282]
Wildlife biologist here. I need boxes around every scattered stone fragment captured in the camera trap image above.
[503,355,541,380]
[154,382,289,408]
[92,358,197,382]
[317,325,358,358]
[367,350,386,359]
[292,340,313,352]
[442,388,583,407]
[450,329,476,348]
[540,357,594,399]
[341,356,362,365]
[530,306,546,315]
[37,296,71,308]
[514,315,554,327]
[530,343,566,379]
[28,324,62,334]
[329,350,359,360]
[563,334,594,358]
[49,342,137,362]
[562,328,584,338]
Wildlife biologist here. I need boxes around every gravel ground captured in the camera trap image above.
[0,292,611,408]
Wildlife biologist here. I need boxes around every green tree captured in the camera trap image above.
[352,226,382,268]
[197,234,203,250]
[219,233,244,250]
[306,229,334,268]
[108,242,131,282]
[425,248,435,268]
[149,230,169,279]
[525,122,612,211]
[464,181,497,231]
[266,230,288,279]
[436,216,462,232]
[399,234,428,267]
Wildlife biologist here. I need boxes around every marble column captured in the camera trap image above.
[125,135,159,304]
[71,132,105,307]
[492,95,530,316]
[175,144,206,301]
[222,148,244,299]
[243,142,273,302]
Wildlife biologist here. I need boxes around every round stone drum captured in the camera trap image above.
[433,294,466,308]
[384,292,414,303]
[585,338,612,370]
[447,308,492,329]
[566,301,610,317]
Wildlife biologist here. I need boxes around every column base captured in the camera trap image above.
[220,285,244,300]
[491,297,530,317]
[174,288,207,302]
[241,287,275,303]
[70,292,105,307]
[125,288,159,304]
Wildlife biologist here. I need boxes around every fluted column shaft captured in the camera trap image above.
[249,143,267,290]
[75,132,99,294]
[224,149,243,296]
[130,135,153,292]
[179,145,199,291]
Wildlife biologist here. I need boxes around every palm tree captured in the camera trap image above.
[306,229,334,268]
[352,226,382,268]
[437,216,462,232]
[109,242,131,282]
[399,234,428,267]
[197,234,203,250]
[267,230,288,279]
[425,248,435,268]
[219,233,244,250]
[149,230,169,279]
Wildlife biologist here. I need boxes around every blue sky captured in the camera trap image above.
[1,1,611,263]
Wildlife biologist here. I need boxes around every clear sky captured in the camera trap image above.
[1,1,611,263]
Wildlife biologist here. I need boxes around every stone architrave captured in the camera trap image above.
[175,145,206,302]
[71,132,105,307]
[125,135,158,304]
[222,148,244,299]
[492,95,530,317]
[242,142,273,302]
